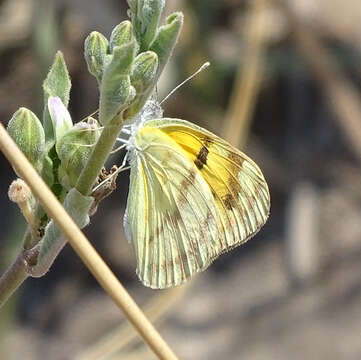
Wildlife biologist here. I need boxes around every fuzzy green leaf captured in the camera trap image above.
[99,40,137,125]
[7,108,45,174]
[150,12,183,79]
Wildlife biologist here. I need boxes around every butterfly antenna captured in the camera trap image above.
[92,152,130,193]
[160,61,210,105]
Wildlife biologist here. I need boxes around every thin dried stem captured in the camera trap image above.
[223,0,269,148]
[0,123,178,360]
[278,0,361,162]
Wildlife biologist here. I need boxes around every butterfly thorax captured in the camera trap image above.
[126,99,164,166]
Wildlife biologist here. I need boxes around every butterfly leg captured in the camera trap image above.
[92,151,130,193]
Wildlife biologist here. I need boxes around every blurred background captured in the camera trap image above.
[1,0,361,359]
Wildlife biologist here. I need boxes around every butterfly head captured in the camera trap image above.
[123,99,164,164]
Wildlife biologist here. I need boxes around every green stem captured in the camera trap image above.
[0,257,27,306]
[76,114,124,196]
[23,227,36,249]
[0,247,38,306]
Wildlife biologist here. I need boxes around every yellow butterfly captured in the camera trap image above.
[122,99,270,289]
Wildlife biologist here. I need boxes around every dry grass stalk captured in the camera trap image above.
[280,0,361,162]
[223,0,269,148]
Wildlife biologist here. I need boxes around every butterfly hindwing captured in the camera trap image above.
[124,126,224,288]
[124,117,270,288]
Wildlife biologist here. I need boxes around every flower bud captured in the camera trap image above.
[8,179,38,230]
[125,51,158,118]
[8,179,32,204]
[48,96,73,144]
[131,51,158,94]
[84,31,109,82]
[7,107,45,173]
[127,0,165,51]
[109,20,134,53]
[56,118,101,189]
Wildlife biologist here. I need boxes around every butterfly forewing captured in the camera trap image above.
[146,118,270,255]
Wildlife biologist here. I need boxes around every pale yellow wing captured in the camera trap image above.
[124,126,224,289]
[145,118,270,256]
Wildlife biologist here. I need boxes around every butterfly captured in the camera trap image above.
[120,99,270,289]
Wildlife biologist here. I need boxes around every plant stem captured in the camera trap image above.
[223,0,268,148]
[0,254,28,306]
[0,246,39,306]
[76,115,124,196]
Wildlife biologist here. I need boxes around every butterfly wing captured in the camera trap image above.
[124,126,224,288]
[145,118,270,256]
